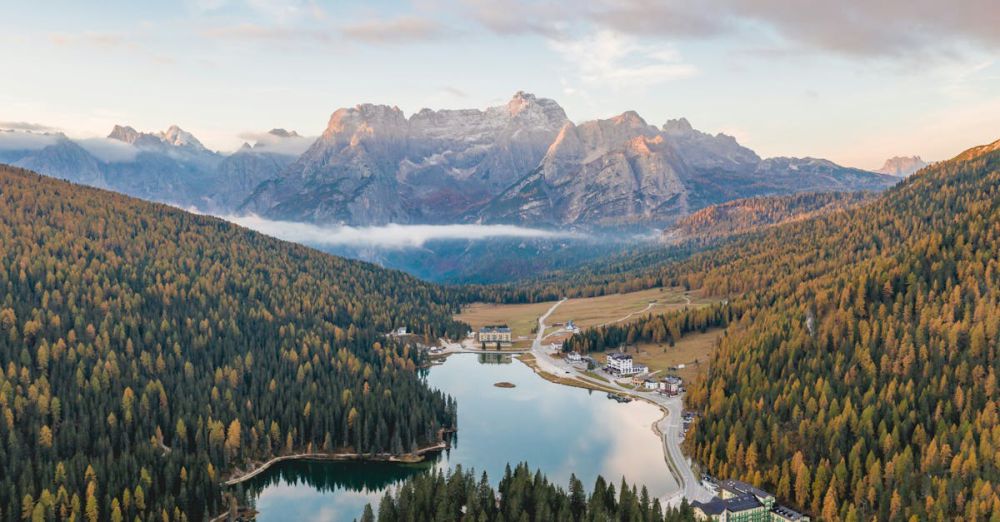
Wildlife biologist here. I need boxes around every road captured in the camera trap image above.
[527,296,714,505]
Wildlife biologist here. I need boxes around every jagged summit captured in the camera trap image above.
[160,125,204,149]
[877,155,927,177]
[107,124,206,151]
[108,124,142,144]
[663,117,694,134]
[239,92,898,227]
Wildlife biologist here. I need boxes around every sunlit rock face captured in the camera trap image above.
[242,92,570,225]
[877,155,928,177]
[2,93,899,228]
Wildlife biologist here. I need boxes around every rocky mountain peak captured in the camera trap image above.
[108,125,141,144]
[107,124,206,151]
[612,110,648,127]
[506,90,537,114]
[663,117,694,134]
[877,155,927,177]
[324,104,407,137]
[160,125,205,149]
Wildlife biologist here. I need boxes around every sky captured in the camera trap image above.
[0,0,997,169]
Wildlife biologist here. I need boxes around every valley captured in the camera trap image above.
[5,3,996,520]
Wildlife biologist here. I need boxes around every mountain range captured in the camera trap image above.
[0,92,899,228]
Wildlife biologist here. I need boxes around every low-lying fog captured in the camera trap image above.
[222,214,582,249]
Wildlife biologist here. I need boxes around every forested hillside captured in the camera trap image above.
[362,463,697,522]
[664,191,871,243]
[0,166,466,520]
[563,139,1000,519]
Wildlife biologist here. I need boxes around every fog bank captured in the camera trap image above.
[222,214,580,248]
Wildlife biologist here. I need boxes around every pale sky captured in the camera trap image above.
[1,0,997,169]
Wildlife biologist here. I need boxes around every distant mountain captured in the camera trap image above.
[241,91,569,224]
[0,94,899,228]
[0,125,304,210]
[474,110,895,227]
[244,92,896,227]
[877,155,927,177]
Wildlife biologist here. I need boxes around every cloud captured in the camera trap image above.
[0,131,60,151]
[49,31,129,48]
[236,131,315,156]
[76,138,139,163]
[440,86,469,98]
[0,121,59,132]
[550,30,697,89]
[201,23,316,41]
[465,0,1000,60]
[203,15,446,46]
[220,215,580,248]
[340,16,449,44]
[461,0,570,37]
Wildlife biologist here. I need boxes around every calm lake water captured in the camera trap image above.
[240,353,677,521]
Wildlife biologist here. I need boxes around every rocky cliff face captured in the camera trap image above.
[473,107,897,227]
[241,92,569,225]
[877,155,927,177]
[1,93,900,228]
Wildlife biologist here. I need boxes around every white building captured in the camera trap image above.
[566,351,582,362]
[606,352,645,376]
[478,325,512,345]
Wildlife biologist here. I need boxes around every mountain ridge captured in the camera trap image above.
[0,93,898,228]
[245,92,897,227]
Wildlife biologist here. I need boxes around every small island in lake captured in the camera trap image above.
[494,381,516,388]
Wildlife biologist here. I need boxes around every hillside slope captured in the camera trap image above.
[663,191,873,243]
[647,139,1000,519]
[552,138,1000,519]
[0,166,464,520]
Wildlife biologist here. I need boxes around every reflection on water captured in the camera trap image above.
[477,352,513,364]
[238,460,435,520]
[245,354,676,521]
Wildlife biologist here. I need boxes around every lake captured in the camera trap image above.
[238,353,678,521]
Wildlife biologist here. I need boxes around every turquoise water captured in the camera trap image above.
[241,353,676,520]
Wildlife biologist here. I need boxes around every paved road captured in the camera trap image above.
[526,296,714,505]
[529,298,569,375]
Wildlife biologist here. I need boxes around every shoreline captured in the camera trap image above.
[514,353,690,501]
[222,427,455,487]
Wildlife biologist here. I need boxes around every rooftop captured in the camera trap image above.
[772,505,807,520]
[607,352,632,361]
[479,325,511,333]
[720,479,774,501]
[724,494,763,513]
[691,498,726,516]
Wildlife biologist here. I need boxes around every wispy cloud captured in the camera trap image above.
[236,130,315,155]
[202,15,447,46]
[0,121,59,132]
[49,31,130,48]
[550,30,697,89]
[465,0,1000,60]
[0,131,61,151]
[341,16,449,45]
[221,215,580,248]
[76,138,139,163]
